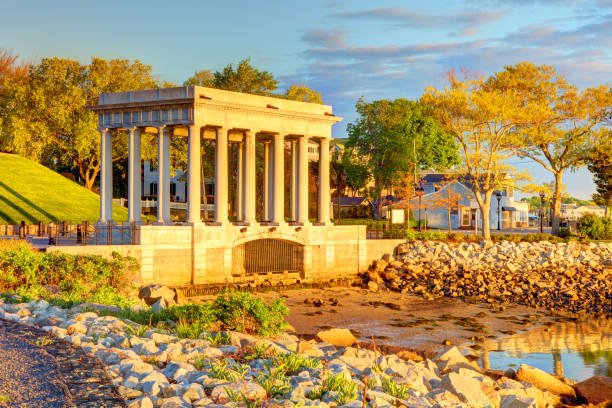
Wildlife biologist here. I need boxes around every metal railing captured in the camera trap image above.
[0,221,138,246]
[365,223,409,239]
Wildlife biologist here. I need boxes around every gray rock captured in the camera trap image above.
[441,372,491,406]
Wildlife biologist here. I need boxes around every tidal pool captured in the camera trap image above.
[479,319,611,381]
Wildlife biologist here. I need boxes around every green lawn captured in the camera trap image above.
[0,153,127,224]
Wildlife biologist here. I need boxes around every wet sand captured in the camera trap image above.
[187,286,562,353]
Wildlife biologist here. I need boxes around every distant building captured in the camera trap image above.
[561,204,607,220]
[143,161,214,203]
[388,173,530,230]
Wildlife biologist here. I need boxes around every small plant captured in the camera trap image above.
[332,383,358,405]
[206,332,231,346]
[223,386,242,404]
[274,352,320,375]
[175,317,207,339]
[33,337,54,347]
[306,387,326,400]
[244,343,275,360]
[0,394,10,402]
[380,376,412,399]
[231,362,250,381]
[241,393,263,408]
[210,359,237,381]
[256,373,291,398]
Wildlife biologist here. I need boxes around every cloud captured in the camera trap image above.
[301,29,347,48]
[331,7,508,36]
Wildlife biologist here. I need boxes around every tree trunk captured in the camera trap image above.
[448,203,452,233]
[84,168,99,191]
[475,190,493,240]
[551,171,563,235]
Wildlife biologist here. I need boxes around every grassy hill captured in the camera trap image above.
[0,153,127,224]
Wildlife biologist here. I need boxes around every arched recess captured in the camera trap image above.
[231,238,304,277]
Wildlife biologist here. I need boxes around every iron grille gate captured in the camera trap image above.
[231,239,303,276]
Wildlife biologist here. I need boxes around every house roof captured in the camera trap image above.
[335,196,366,206]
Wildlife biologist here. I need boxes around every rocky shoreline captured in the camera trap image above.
[1,294,610,407]
[365,240,612,316]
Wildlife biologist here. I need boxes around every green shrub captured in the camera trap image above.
[557,228,572,238]
[577,213,612,240]
[212,290,289,336]
[0,242,138,305]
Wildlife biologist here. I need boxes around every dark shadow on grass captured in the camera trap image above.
[0,207,15,224]
[0,181,57,221]
[0,194,37,224]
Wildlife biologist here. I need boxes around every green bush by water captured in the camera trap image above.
[0,241,137,306]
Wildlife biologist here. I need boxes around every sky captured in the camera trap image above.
[1,0,610,200]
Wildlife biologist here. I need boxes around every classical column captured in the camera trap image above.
[290,140,297,222]
[187,125,201,224]
[99,128,113,223]
[214,128,229,224]
[263,141,270,221]
[243,130,256,224]
[156,126,171,224]
[236,142,243,221]
[317,138,331,225]
[127,127,142,223]
[272,133,285,224]
[297,135,309,225]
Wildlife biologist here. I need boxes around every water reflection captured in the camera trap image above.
[480,319,611,381]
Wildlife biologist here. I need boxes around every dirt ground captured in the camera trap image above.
[187,286,560,353]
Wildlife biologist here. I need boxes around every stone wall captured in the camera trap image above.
[48,224,389,287]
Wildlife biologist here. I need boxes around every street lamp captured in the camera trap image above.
[539,192,545,233]
[496,191,502,230]
[415,184,425,231]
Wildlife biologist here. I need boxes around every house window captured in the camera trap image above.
[170,183,176,196]
[150,183,157,196]
[205,183,214,196]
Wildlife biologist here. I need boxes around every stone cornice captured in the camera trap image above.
[194,101,342,124]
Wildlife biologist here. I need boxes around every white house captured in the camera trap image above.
[143,161,214,203]
[391,173,530,230]
[562,204,607,220]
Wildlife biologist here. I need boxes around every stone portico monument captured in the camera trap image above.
[90,86,372,287]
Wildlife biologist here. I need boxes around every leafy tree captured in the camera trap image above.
[284,85,323,104]
[0,49,28,83]
[487,62,611,235]
[422,70,529,240]
[205,58,278,96]
[1,57,160,190]
[343,98,459,218]
[183,69,214,87]
[588,131,612,216]
[430,176,462,232]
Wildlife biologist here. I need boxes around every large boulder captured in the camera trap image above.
[315,328,357,347]
[139,285,176,306]
[574,376,612,405]
[516,364,575,397]
[440,372,491,406]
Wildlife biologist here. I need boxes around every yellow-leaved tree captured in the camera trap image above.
[487,62,611,234]
[422,70,530,239]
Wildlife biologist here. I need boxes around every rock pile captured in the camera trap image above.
[365,240,612,315]
[2,295,598,407]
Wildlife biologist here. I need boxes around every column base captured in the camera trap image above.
[313,221,332,226]
[208,221,228,227]
[186,221,204,226]
[153,221,173,226]
[293,221,311,227]
[267,221,287,227]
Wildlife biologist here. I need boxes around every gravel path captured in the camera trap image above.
[0,318,125,408]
